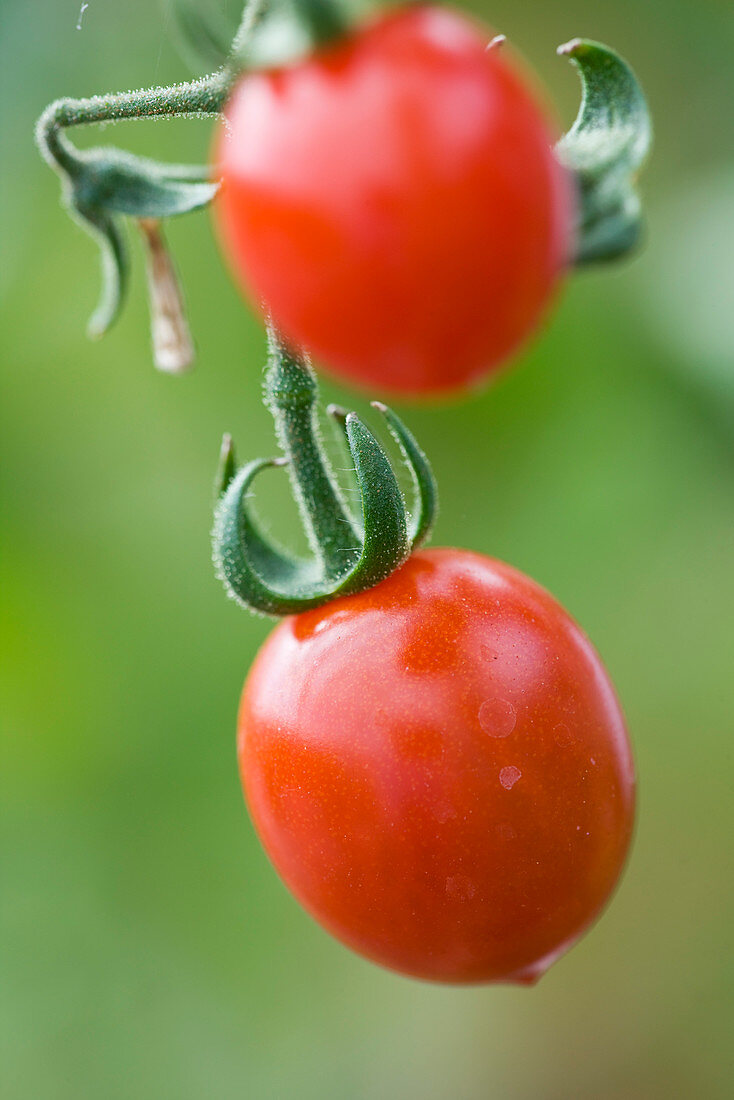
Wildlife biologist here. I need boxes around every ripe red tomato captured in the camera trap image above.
[215,5,572,396]
[238,549,634,983]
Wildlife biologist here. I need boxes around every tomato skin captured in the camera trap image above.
[238,549,634,983]
[215,6,572,396]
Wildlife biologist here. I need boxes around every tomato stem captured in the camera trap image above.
[263,331,361,574]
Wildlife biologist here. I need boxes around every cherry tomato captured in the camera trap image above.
[238,548,634,983]
[215,5,572,396]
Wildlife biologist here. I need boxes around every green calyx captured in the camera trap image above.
[212,329,438,616]
[556,39,652,264]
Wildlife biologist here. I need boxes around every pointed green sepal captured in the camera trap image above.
[215,434,238,499]
[556,39,652,264]
[370,402,438,549]
[335,413,410,596]
[70,205,129,338]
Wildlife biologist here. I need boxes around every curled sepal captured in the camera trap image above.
[213,456,318,616]
[212,336,438,617]
[556,39,652,264]
[71,205,129,338]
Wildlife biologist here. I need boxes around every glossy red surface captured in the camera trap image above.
[238,549,635,983]
[215,6,572,396]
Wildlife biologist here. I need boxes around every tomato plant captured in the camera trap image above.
[237,548,635,983]
[35,3,649,983]
[215,5,572,396]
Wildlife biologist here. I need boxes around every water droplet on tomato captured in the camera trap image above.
[445,874,476,901]
[553,722,574,747]
[433,800,456,824]
[499,765,522,790]
[479,698,516,738]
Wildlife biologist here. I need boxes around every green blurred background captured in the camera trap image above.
[2,0,733,1096]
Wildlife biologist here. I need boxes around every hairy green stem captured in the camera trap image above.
[36,71,231,181]
[264,332,360,575]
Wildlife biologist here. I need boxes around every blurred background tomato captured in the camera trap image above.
[2,1,733,1096]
